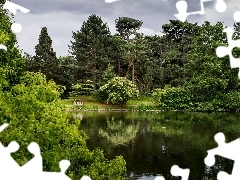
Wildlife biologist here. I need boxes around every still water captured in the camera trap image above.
[71,111,240,180]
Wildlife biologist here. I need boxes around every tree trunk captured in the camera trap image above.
[93,51,97,91]
[132,58,135,83]
[93,64,96,91]
[118,58,121,76]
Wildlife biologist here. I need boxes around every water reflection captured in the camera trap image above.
[99,119,140,147]
[71,112,240,180]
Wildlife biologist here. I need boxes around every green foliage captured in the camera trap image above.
[194,91,240,112]
[69,14,112,91]
[71,80,94,96]
[33,27,59,83]
[0,7,25,87]
[97,77,139,105]
[115,17,143,41]
[134,103,156,111]
[57,55,77,89]
[0,72,127,179]
[151,86,193,110]
[101,64,116,85]
[107,35,128,77]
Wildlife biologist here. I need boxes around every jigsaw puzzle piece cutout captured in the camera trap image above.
[174,1,188,22]
[21,142,42,173]
[154,176,165,180]
[105,0,121,3]
[205,132,240,164]
[215,0,227,12]
[0,124,20,175]
[0,45,7,51]
[0,123,9,133]
[154,165,190,180]
[39,160,71,180]
[0,141,21,177]
[217,171,234,180]
[171,165,190,180]
[81,175,92,180]
[3,1,30,33]
[233,11,240,22]
[216,27,240,77]
[3,1,30,15]
[204,132,240,179]
[175,0,227,22]
[1,1,30,51]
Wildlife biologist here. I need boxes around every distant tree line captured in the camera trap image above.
[23,14,240,111]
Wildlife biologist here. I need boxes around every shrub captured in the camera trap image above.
[195,91,240,112]
[96,77,139,105]
[151,86,193,110]
[70,80,94,96]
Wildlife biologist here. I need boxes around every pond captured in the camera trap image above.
[70,111,240,180]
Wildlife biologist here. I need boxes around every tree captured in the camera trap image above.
[115,17,143,42]
[107,34,128,76]
[101,64,116,85]
[69,14,112,91]
[34,27,59,83]
[183,21,240,111]
[161,20,200,86]
[0,4,25,88]
[0,72,127,179]
[145,35,167,90]
[96,77,139,105]
[57,55,76,90]
[123,33,152,90]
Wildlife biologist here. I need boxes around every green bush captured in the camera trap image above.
[70,80,94,96]
[96,77,139,105]
[195,91,240,112]
[151,86,193,110]
[0,72,127,180]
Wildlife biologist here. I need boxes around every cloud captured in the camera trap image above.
[11,0,236,57]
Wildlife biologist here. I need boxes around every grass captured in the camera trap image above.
[61,95,156,111]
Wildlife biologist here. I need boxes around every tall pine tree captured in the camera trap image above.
[34,27,59,83]
[69,14,111,91]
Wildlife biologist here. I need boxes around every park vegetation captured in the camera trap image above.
[1,0,240,178]
[0,2,127,180]
[22,14,240,111]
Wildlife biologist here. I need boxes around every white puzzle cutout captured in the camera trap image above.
[154,165,190,180]
[0,123,92,180]
[105,0,121,3]
[0,1,30,51]
[204,132,240,180]
[174,0,227,22]
[215,12,240,78]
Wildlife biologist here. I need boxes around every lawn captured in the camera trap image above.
[61,95,155,110]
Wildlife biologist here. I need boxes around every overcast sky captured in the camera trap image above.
[10,0,240,57]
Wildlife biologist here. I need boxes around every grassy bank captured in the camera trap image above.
[61,95,158,111]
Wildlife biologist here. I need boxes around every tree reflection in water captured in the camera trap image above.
[99,119,140,147]
[72,112,240,180]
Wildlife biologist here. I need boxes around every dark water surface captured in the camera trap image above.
[71,111,240,180]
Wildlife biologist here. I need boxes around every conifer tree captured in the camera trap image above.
[69,14,111,91]
[34,27,59,83]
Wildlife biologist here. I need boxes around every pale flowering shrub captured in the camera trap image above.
[96,77,139,105]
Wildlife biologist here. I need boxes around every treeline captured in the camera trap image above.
[23,14,240,111]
